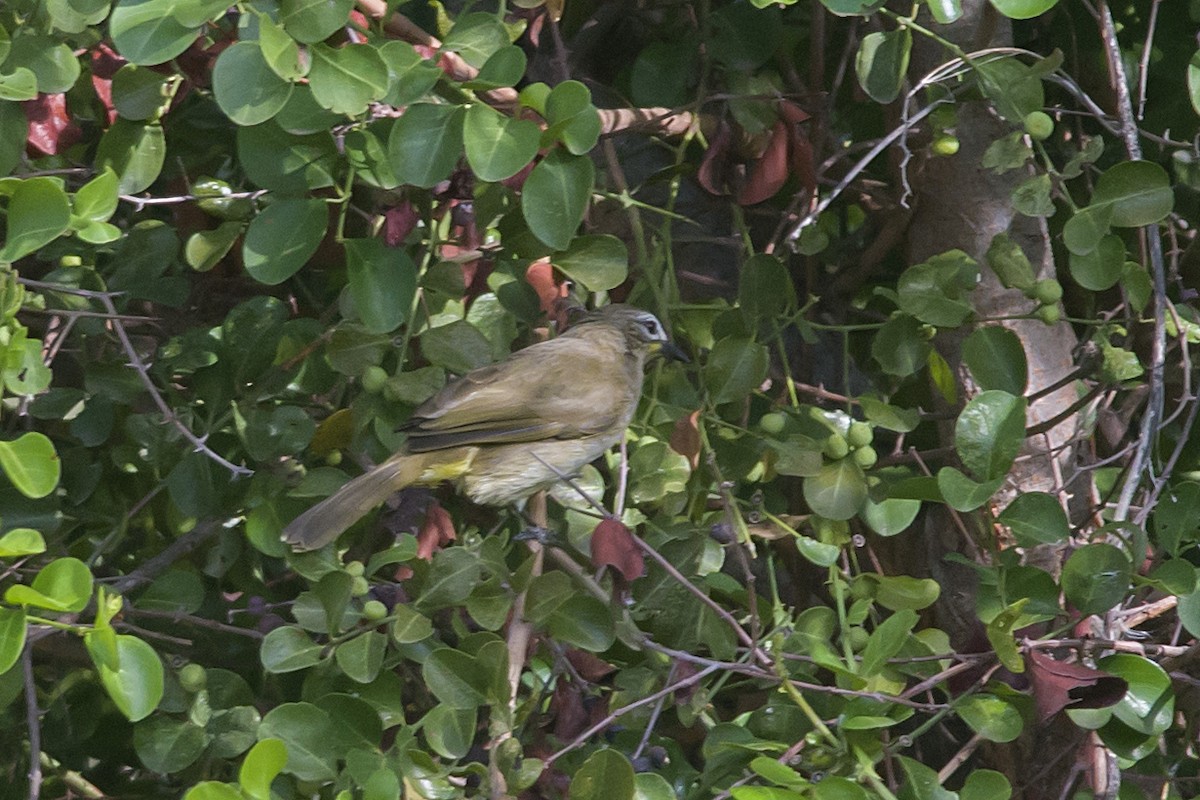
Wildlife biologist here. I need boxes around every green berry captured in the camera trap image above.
[846,626,870,652]
[361,365,388,394]
[1036,305,1061,325]
[759,412,787,435]
[345,560,365,577]
[932,135,960,156]
[178,663,207,692]
[324,450,343,467]
[1033,278,1063,305]
[847,421,873,448]
[1024,111,1053,141]
[823,434,850,460]
[362,600,388,621]
[852,445,878,469]
[350,576,370,597]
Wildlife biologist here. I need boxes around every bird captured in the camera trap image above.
[282,304,684,551]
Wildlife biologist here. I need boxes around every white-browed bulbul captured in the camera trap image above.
[282,304,682,551]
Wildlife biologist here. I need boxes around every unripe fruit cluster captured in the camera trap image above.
[824,421,877,469]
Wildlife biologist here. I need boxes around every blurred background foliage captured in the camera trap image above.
[0,0,1199,798]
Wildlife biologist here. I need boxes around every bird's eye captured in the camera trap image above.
[641,319,659,335]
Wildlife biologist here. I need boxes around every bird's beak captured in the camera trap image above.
[651,340,690,363]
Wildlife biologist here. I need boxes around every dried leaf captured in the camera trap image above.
[1025,649,1127,721]
[416,501,457,560]
[590,518,644,580]
[669,410,702,470]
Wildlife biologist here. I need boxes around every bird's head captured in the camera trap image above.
[581,304,689,362]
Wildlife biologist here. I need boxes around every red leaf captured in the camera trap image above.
[24,95,81,156]
[590,518,644,580]
[525,258,569,319]
[416,501,456,560]
[90,43,125,125]
[735,120,789,206]
[384,202,420,246]
[669,409,702,470]
[1025,649,1127,722]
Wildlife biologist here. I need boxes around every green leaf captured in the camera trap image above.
[420,320,494,374]
[1061,543,1131,616]
[1068,233,1124,290]
[954,390,1027,479]
[522,150,595,250]
[466,45,527,90]
[390,604,433,644]
[871,575,940,611]
[962,326,1027,395]
[260,626,323,673]
[1190,51,1200,118]
[344,127,398,190]
[855,28,911,104]
[739,254,796,322]
[545,595,615,652]
[258,703,338,781]
[998,491,1069,546]
[172,0,235,27]
[1090,654,1173,736]
[212,41,292,126]
[238,122,337,192]
[133,715,207,773]
[988,0,1058,18]
[280,0,352,44]
[957,694,1023,742]
[570,749,635,800]
[111,63,171,120]
[555,234,629,292]
[7,35,79,94]
[896,250,978,328]
[1152,481,1200,555]
[0,528,45,557]
[2,178,71,262]
[1091,160,1173,228]
[925,0,962,23]
[110,0,199,65]
[335,630,386,683]
[544,80,601,155]
[441,12,509,69]
[0,607,26,675]
[985,232,1036,290]
[90,634,164,721]
[422,705,476,759]
[871,314,931,377]
[73,168,119,223]
[239,739,289,800]
[803,458,868,521]
[861,497,921,536]
[1062,203,1112,256]
[185,222,243,272]
[0,68,37,101]
[960,771,1012,800]
[5,557,91,612]
[464,104,540,182]
[183,783,243,800]
[388,103,466,188]
[95,119,165,193]
[257,12,305,80]
[859,608,917,676]
[243,199,328,285]
[936,467,1004,512]
[705,337,769,405]
[379,40,442,106]
[309,43,390,116]
[422,648,488,709]
[0,432,60,499]
[345,238,416,333]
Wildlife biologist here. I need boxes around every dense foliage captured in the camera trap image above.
[0,0,1198,798]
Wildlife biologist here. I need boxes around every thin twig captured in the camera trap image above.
[23,645,41,800]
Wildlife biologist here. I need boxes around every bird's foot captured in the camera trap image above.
[514,525,561,546]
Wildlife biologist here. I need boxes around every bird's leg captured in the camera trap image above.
[512,507,562,546]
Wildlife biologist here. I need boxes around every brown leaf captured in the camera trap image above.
[669,409,702,470]
[565,650,617,682]
[590,518,645,580]
[735,120,789,206]
[416,501,456,560]
[1025,649,1128,722]
[525,258,569,319]
[384,201,420,247]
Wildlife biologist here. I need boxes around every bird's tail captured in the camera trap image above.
[281,452,432,551]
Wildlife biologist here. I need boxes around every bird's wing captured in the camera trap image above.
[403,332,631,451]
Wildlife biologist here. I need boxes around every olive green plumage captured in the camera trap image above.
[281,305,675,551]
